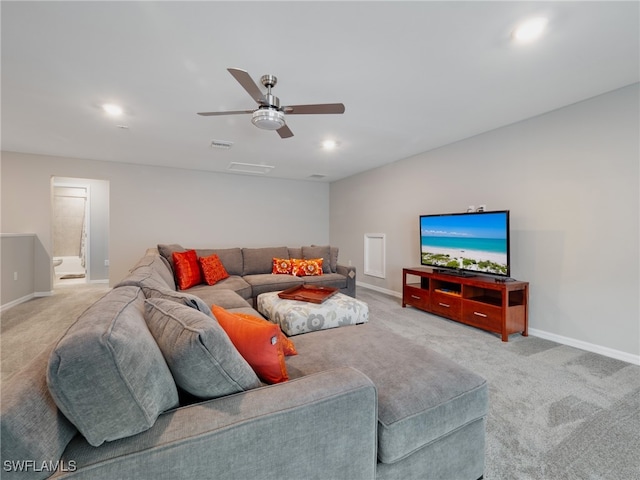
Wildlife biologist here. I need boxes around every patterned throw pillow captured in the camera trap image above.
[272,257,293,275]
[291,258,323,277]
[199,254,230,285]
[172,250,202,290]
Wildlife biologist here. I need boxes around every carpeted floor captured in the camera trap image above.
[2,284,639,479]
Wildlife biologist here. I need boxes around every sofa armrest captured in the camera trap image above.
[56,367,377,480]
[336,264,357,297]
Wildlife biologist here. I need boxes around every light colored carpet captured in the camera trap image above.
[2,284,639,479]
[357,289,640,480]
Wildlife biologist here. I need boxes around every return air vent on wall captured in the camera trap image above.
[227,162,274,175]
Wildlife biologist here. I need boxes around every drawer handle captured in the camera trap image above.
[411,295,421,300]
[473,312,488,318]
[438,302,450,308]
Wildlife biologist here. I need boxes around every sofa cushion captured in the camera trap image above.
[173,250,203,290]
[302,245,331,274]
[47,286,179,447]
[285,322,488,464]
[144,298,262,399]
[243,273,303,297]
[199,254,230,285]
[195,248,244,276]
[1,343,78,480]
[212,305,289,384]
[243,247,289,275]
[141,284,213,316]
[185,276,253,302]
[298,272,348,290]
[130,252,177,290]
[329,246,339,273]
[157,243,185,270]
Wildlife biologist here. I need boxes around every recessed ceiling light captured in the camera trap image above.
[512,17,548,44]
[102,103,123,116]
[322,139,338,150]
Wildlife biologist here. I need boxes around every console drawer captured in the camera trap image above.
[463,302,502,332]
[430,292,462,320]
[403,285,429,310]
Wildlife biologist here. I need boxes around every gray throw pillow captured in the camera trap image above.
[144,298,262,399]
[47,287,179,447]
[141,284,213,317]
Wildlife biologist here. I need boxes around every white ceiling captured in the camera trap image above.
[2,1,638,182]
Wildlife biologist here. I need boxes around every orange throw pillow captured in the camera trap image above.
[233,313,297,356]
[172,250,202,290]
[199,254,230,285]
[291,258,323,277]
[272,257,293,275]
[211,305,289,384]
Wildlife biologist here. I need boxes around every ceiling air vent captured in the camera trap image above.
[227,162,274,175]
[309,174,327,179]
[210,139,233,149]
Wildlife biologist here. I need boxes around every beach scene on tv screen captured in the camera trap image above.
[421,213,508,275]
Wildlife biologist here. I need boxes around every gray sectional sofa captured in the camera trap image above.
[1,246,488,480]
[155,244,356,305]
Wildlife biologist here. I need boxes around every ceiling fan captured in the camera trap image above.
[197,68,345,139]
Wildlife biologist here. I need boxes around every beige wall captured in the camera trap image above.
[330,84,640,361]
[1,153,330,294]
[0,234,35,307]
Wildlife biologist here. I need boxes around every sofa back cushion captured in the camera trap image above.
[144,298,262,399]
[302,245,332,274]
[158,244,245,277]
[141,284,213,316]
[1,343,78,480]
[47,286,179,447]
[130,252,177,290]
[196,248,244,276]
[242,247,289,275]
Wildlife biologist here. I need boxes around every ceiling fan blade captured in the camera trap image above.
[227,68,266,105]
[277,124,294,138]
[197,110,253,116]
[283,103,345,115]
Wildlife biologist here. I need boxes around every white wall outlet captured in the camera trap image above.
[13,272,18,281]
[104,259,110,267]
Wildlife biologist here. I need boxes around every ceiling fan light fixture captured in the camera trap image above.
[251,108,285,130]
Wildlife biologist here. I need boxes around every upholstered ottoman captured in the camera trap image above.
[257,291,369,336]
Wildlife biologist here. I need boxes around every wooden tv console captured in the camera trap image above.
[402,267,529,342]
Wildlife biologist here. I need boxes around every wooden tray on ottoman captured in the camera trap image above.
[277,285,339,304]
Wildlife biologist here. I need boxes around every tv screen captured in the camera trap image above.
[420,210,510,277]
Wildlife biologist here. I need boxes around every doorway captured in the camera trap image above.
[53,184,88,285]
[52,177,109,287]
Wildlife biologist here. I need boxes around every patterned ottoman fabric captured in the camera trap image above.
[257,292,369,336]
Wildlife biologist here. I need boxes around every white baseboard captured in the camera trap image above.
[1,291,54,313]
[528,328,640,366]
[357,281,640,366]
[357,281,401,298]
[35,291,54,297]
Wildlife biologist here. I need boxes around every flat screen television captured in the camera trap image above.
[420,210,510,277]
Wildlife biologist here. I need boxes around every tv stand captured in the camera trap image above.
[402,267,528,342]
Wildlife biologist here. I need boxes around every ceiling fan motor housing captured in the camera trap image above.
[252,108,285,130]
